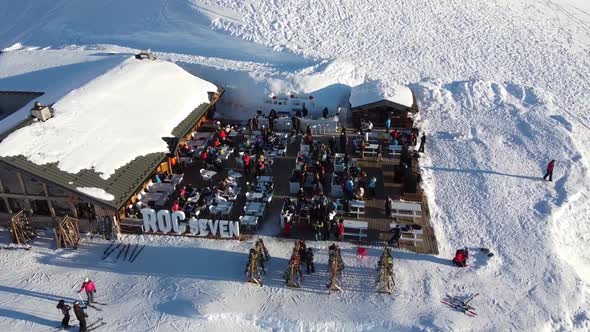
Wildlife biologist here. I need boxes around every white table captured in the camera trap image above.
[390,223,424,242]
[342,220,369,241]
[257,176,272,184]
[239,215,259,231]
[246,192,264,202]
[390,201,422,222]
[244,202,265,217]
[336,199,366,217]
[210,202,233,216]
[364,144,379,156]
[200,169,217,182]
[147,183,175,194]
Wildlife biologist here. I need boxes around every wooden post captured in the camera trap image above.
[0,179,13,214]
[15,172,32,213]
[67,200,78,219]
[42,182,57,224]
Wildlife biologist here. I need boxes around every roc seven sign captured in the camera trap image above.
[141,209,240,238]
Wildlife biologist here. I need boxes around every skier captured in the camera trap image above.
[56,300,72,329]
[418,134,426,153]
[77,278,96,304]
[72,301,88,332]
[306,247,315,274]
[543,159,555,181]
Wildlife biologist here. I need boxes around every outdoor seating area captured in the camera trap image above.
[117,98,435,252]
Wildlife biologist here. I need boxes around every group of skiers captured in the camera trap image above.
[56,278,97,331]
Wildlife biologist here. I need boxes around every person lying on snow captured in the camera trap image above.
[452,248,469,267]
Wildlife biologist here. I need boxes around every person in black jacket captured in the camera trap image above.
[56,300,72,328]
[418,134,426,153]
[73,301,88,332]
[306,247,315,274]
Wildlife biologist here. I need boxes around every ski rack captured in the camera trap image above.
[9,210,37,245]
[374,246,395,294]
[285,240,304,288]
[327,243,344,293]
[246,239,269,286]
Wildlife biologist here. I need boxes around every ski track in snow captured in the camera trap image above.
[1,0,590,331]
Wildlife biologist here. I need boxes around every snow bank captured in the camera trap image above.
[350,80,414,108]
[76,187,115,201]
[0,56,217,179]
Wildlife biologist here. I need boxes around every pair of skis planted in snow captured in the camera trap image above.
[101,242,145,262]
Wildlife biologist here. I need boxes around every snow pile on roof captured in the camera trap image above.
[76,187,115,201]
[0,50,131,134]
[0,56,217,179]
[349,80,414,109]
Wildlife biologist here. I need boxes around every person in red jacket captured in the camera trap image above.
[242,154,251,174]
[338,219,345,241]
[77,278,96,304]
[543,160,556,181]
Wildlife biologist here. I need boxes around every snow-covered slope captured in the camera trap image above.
[0,0,589,331]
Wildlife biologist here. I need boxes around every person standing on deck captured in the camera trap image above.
[543,160,556,181]
[340,128,348,153]
[385,117,391,133]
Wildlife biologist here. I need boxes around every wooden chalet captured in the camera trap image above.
[350,81,419,129]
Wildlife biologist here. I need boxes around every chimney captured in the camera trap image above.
[31,102,52,122]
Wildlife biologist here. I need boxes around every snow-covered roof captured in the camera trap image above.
[0,53,217,191]
[0,55,216,181]
[350,80,414,109]
[0,50,132,134]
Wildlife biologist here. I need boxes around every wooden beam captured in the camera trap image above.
[42,182,57,223]
[0,179,13,214]
[15,172,32,213]
[0,192,71,201]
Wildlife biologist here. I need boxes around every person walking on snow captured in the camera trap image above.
[73,301,88,332]
[543,160,556,181]
[77,278,96,304]
[56,300,72,329]
[418,134,426,153]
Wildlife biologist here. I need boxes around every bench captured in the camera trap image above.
[343,220,368,241]
[390,201,422,222]
[389,223,424,243]
[335,199,366,218]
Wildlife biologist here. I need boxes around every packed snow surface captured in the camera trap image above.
[75,187,115,202]
[350,80,414,108]
[0,57,217,179]
[1,0,590,331]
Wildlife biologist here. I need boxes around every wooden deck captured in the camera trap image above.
[172,120,438,254]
